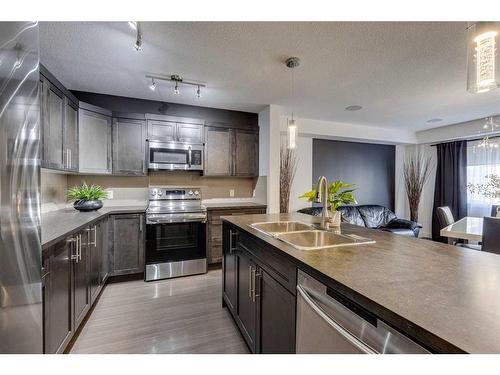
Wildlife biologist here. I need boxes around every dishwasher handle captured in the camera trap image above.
[297,284,377,354]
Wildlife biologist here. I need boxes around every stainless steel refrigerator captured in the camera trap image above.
[0,21,42,353]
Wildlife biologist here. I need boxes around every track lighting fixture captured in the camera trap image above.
[145,74,207,98]
[128,21,142,51]
[149,78,156,91]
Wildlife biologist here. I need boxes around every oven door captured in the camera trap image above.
[146,220,206,264]
[148,141,203,171]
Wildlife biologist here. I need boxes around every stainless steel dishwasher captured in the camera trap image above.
[296,270,430,354]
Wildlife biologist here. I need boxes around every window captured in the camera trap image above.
[467,140,500,217]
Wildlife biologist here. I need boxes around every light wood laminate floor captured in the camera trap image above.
[71,270,249,354]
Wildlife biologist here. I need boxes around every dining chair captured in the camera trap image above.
[482,217,500,255]
[491,205,500,217]
[437,206,481,250]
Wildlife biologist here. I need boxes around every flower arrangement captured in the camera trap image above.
[299,180,356,211]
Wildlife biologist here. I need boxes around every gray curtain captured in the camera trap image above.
[432,141,468,241]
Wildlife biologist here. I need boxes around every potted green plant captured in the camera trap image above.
[68,183,107,212]
[299,180,357,226]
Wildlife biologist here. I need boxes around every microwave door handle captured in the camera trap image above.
[188,146,192,168]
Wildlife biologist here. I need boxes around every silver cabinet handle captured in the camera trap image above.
[94,225,97,247]
[248,265,253,299]
[254,269,261,299]
[139,216,143,232]
[188,145,192,168]
[229,230,238,254]
[296,284,377,354]
[68,237,78,262]
[68,149,71,169]
[78,234,82,262]
[86,226,97,247]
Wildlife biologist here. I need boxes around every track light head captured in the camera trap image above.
[174,82,180,95]
[149,78,156,91]
[196,86,201,98]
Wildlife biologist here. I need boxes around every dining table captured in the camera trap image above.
[440,216,483,244]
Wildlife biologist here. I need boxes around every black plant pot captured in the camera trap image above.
[73,200,103,212]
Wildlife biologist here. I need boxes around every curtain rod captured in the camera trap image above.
[430,134,500,147]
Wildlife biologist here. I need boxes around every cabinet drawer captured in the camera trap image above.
[238,232,296,294]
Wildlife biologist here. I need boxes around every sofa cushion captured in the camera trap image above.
[336,206,365,226]
[356,205,397,228]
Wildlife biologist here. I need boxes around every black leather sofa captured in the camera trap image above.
[297,205,422,237]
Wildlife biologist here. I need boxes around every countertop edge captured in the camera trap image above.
[221,215,467,354]
[42,207,146,250]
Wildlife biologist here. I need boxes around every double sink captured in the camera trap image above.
[249,221,375,251]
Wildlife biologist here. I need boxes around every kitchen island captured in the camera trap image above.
[221,212,500,354]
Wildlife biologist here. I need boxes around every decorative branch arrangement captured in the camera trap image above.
[280,143,298,213]
[403,152,432,223]
[468,174,500,199]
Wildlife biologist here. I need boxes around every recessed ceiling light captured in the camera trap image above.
[345,105,362,111]
[427,118,443,123]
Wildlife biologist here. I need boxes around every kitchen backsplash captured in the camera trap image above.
[40,171,258,201]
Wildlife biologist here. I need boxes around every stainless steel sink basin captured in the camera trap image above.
[249,221,314,235]
[276,230,375,251]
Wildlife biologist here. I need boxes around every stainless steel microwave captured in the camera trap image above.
[148,141,204,171]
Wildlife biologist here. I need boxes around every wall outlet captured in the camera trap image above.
[229,189,235,197]
[106,190,114,199]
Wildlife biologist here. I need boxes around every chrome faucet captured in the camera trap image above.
[314,176,330,230]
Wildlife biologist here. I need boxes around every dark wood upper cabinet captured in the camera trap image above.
[63,99,79,172]
[109,214,145,276]
[204,126,232,176]
[177,122,204,143]
[147,120,176,142]
[204,126,258,177]
[41,77,65,170]
[233,129,258,177]
[112,117,147,175]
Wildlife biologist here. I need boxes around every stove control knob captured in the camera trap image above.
[188,190,194,196]
[194,191,199,196]
[151,190,157,196]
[157,191,163,196]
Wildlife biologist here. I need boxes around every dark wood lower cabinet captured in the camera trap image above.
[45,236,74,354]
[109,214,145,276]
[222,222,296,354]
[90,218,108,305]
[73,230,91,329]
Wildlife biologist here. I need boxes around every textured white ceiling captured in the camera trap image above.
[40,22,500,131]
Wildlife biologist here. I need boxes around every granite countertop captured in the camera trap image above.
[222,212,500,354]
[41,205,147,249]
[203,202,267,210]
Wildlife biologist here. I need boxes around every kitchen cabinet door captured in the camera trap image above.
[46,237,74,354]
[233,129,258,177]
[204,126,232,176]
[236,247,258,352]
[222,226,238,315]
[63,99,79,172]
[110,214,145,276]
[79,106,112,174]
[112,118,147,175]
[73,230,91,331]
[177,123,204,143]
[257,269,296,354]
[147,120,176,142]
[89,223,101,305]
[43,81,65,170]
[99,217,109,286]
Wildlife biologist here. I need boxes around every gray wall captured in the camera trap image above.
[312,139,395,210]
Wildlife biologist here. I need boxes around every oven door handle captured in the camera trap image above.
[147,214,207,224]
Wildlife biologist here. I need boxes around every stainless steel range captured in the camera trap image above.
[145,187,207,281]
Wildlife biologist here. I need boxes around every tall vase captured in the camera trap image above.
[409,198,420,223]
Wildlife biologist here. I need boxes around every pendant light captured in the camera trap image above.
[285,57,301,149]
[467,22,500,94]
[474,116,500,150]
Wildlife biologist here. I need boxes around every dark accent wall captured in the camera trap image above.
[72,91,258,127]
[312,139,395,210]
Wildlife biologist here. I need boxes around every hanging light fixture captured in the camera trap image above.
[145,74,206,98]
[467,22,500,94]
[128,21,142,51]
[285,57,301,149]
[196,85,202,98]
[473,116,500,150]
